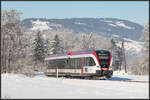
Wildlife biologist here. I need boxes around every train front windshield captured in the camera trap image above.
[96,51,110,68]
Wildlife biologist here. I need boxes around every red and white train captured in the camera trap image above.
[44,50,113,79]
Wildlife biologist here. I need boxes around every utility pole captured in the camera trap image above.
[119,40,127,73]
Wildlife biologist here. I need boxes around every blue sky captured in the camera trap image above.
[2,1,149,25]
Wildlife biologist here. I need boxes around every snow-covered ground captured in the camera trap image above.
[2,71,149,99]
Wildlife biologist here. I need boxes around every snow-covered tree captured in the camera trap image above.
[49,34,64,54]
[110,38,121,71]
[143,22,149,56]
[76,32,96,51]
[54,29,76,53]
[1,9,26,73]
[139,22,149,75]
[129,22,149,75]
[33,31,47,71]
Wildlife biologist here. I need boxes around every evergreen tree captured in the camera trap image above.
[50,34,64,54]
[33,31,47,70]
[110,39,117,49]
[110,38,121,71]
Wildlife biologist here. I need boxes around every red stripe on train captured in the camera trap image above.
[92,51,101,70]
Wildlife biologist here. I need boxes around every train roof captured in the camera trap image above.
[45,50,93,59]
[45,50,110,60]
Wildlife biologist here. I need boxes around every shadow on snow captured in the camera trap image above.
[107,77,132,81]
[33,72,132,81]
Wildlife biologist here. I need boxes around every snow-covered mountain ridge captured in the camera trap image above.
[22,18,143,41]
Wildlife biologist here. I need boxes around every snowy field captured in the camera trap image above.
[1,71,149,99]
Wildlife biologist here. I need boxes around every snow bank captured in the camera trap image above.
[113,70,129,76]
[1,73,149,99]
[112,70,149,82]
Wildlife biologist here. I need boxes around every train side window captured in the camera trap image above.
[67,58,71,69]
[57,59,65,69]
[84,57,86,66]
[76,58,79,69]
[73,58,75,69]
[70,58,73,69]
[89,57,96,66]
[84,57,90,66]
[83,57,96,66]
[87,57,90,66]
[48,61,52,69]
[74,58,76,69]
[75,58,78,69]
[79,58,81,68]
[48,61,51,69]
[72,58,76,69]
[53,60,56,69]
[48,60,56,69]
[57,59,60,69]
[65,58,69,69]
[63,59,66,68]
